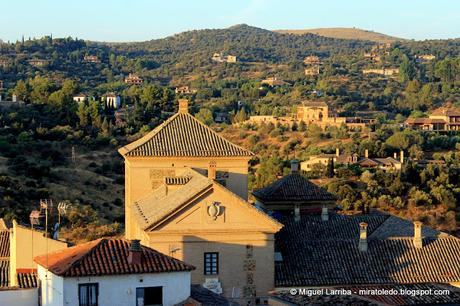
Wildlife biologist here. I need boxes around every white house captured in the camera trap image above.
[103,93,121,109]
[73,94,87,104]
[35,238,195,306]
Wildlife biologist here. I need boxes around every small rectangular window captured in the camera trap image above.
[204,252,219,275]
[79,283,98,306]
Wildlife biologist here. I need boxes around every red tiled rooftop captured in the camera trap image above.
[34,238,195,277]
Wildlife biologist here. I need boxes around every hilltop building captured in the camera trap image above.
[405,106,460,131]
[124,73,143,85]
[212,52,237,63]
[119,99,282,304]
[304,66,320,76]
[363,68,399,76]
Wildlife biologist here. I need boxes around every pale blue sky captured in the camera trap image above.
[2,0,459,42]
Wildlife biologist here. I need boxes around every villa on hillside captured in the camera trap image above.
[83,55,101,63]
[405,106,460,131]
[303,55,321,65]
[363,68,399,76]
[124,73,143,85]
[261,77,290,87]
[301,148,404,172]
[212,52,237,63]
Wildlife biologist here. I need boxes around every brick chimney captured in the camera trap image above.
[400,150,404,164]
[290,159,299,174]
[364,149,369,158]
[178,99,189,114]
[321,205,329,221]
[335,148,340,157]
[208,161,216,180]
[359,222,368,252]
[413,221,423,248]
[128,239,142,265]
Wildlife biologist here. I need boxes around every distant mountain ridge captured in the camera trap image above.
[274,27,405,43]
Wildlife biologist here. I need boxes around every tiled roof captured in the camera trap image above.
[252,173,336,203]
[133,169,213,230]
[0,260,9,287]
[188,285,239,306]
[34,238,195,277]
[0,230,9,258]
[275,213,460,287]
[272,284,460,306]
[119,112,253,157]
[134,168,282,232]
[430,107,460,117]
[405,118,446,124]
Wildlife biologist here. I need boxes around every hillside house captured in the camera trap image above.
[405,107,460,131]
[304,66,320,76]
[73,93,87,103]
[301,149,404,172]
[103,93,121,109]
[124,73,143,85]
[175,86,197,95]
[35,238,195,306]
[261,77,290,87]
[118,99,282,304]
[211,52,237,63]
[416,54,436,63]
[83,55,100,63]
[303,55,321,65]
[28,59,49,67]
[363,68,399,76]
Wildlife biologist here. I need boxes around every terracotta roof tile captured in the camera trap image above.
[119,112,253,157]
[34,238,195,277]
[430,107,460,117]
[275,214,460,287]
[252,173,336,203]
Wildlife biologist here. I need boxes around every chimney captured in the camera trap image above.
[290,160,300,174]
[400,150,404,164]
[364,149,369,158]
[294,205,300,222]
[336,148,340,157]
[413,221,423,248]
[359,222,368,252]
[128,239,142,265]
[208,161,216,180]
[394,152,397,159]
[321,205,329,221]
[178,99,189,114]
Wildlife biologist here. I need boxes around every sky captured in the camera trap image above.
[1,0,459,42]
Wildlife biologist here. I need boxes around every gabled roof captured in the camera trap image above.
[34,238,195,277]
[275,213,460,287]
[301,101,328,108]
[119,112,253,157]
[405,118,446,124]
[133,168,283,232]
[252,173,336,203]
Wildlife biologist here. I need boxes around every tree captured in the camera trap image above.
[435,57,458,83]
[195,108,214,126]
[399,56,416,82]
[13,80,29,102]
[326,158,334,178]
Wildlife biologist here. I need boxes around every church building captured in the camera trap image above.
[119,99,282,303]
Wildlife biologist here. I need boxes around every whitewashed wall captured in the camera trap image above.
[38,264,191,306]
[0,288,37,306]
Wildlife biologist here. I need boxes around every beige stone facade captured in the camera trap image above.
[119,100,282,302]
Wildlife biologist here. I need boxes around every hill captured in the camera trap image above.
[274,27,404,43]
